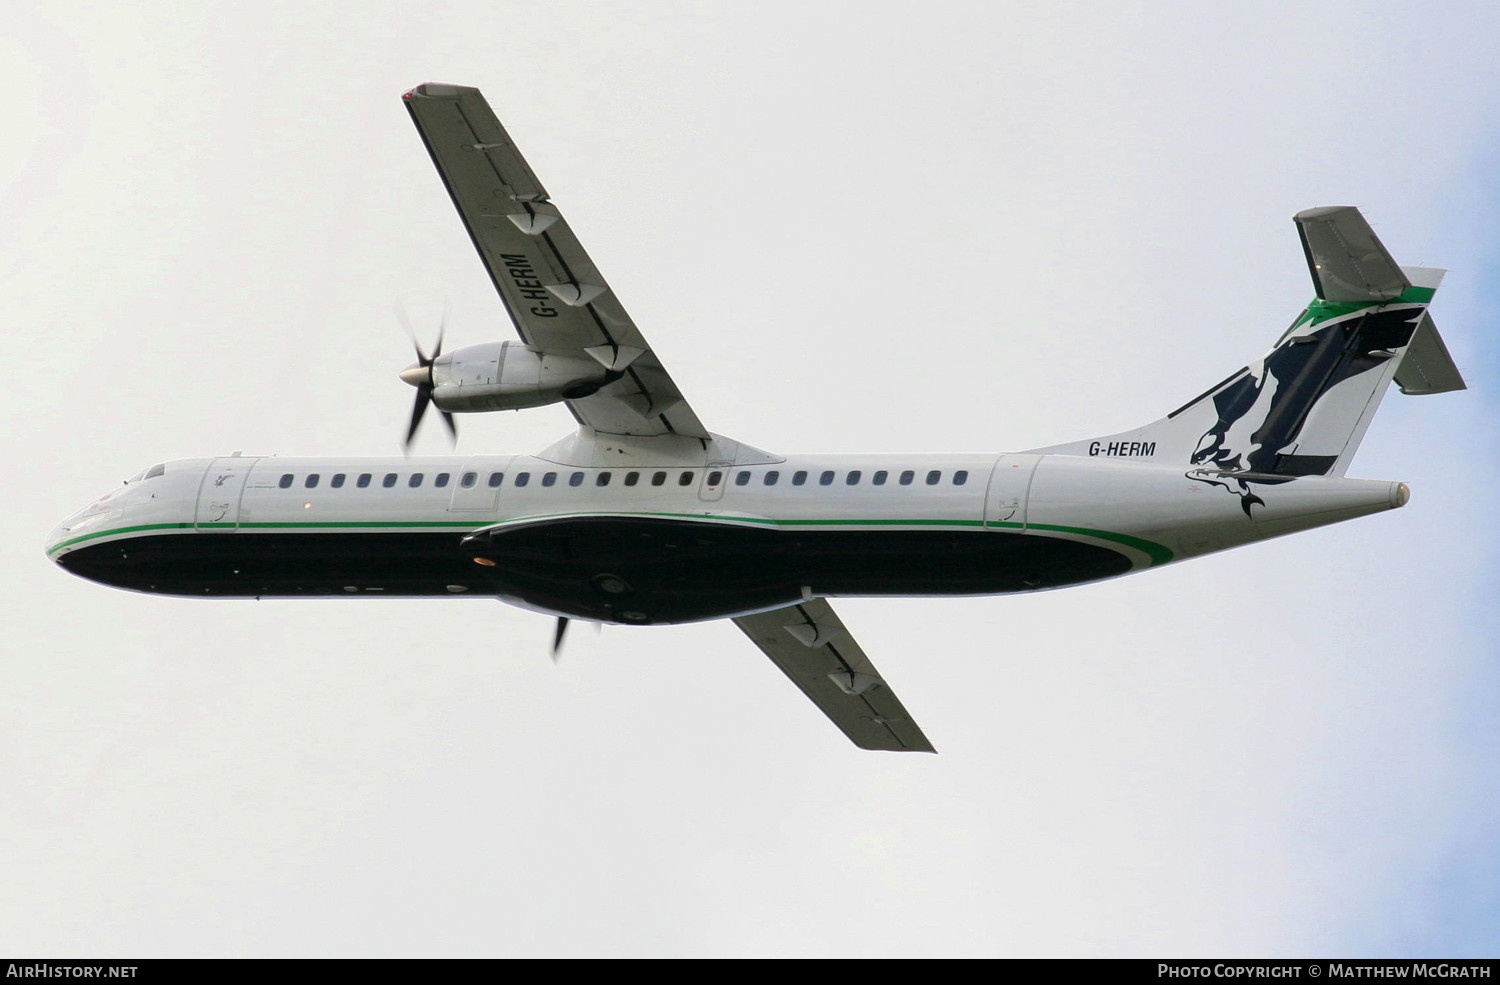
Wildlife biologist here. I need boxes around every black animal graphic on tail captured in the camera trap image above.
[1187,306,1424,515]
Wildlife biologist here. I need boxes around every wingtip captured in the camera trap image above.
[404,83,477,101]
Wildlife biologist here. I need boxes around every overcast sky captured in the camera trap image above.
[4,0,1498,957]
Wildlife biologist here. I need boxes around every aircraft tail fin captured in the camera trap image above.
[1028,207,1464,478]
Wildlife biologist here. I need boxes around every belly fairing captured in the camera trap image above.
[463,514,1131,623]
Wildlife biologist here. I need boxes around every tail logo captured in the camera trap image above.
[1185,306,1422,516]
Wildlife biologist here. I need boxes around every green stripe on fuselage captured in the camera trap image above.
[48,514,1175,567]
[46,520,481,554]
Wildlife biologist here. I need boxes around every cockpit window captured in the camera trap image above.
[143,463,166,480]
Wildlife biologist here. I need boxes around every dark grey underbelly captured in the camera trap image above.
[58,517,1132,623]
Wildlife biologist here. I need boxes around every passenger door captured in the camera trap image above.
[985,454,1038,528]
[196,457,258,530]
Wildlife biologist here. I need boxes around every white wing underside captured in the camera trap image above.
[404,83,710,440]
[734,599,935,753]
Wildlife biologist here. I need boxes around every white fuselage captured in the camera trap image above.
[48,450,1405,624]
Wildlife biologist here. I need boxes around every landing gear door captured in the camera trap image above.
[985,454,1039,528]
[196,457,258,530]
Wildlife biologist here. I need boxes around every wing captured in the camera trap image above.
[403,83,709,439]
[733,599,936,753]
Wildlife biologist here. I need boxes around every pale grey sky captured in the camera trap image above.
[4,0,1498,957]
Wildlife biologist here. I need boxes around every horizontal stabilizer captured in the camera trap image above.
[1295,206,1409,302]
[1395,312,1466,395]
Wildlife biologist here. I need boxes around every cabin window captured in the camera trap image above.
[846,471,861,485]
[624,472,640,487]
[569,472,584,487]
[764,471,779,486]
[899,470,914,486]
[409,474,424,488]
[651,471,667,486]
[357,473,372,488]
[678,471,693,487]
[597,472,611,487]
[279,474,294,489]
[515,472,530,487]
[305,474,319,489]
[793,471,808,486]
[434,473,450,488]
[707,471,723,486]
[383,473,398,488]
[460,472,477,488]
[872,470,888,486]
[541,472,557,487]
[331,474,345,488]
[735,471,751,486]
[819,471,835,486]
[488,472,504,488]
[953,470,969,486]
[926,470,941,486]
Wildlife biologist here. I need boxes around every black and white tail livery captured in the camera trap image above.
[1032,206,1465,514]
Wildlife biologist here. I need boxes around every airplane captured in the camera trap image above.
[46,83,1466,753]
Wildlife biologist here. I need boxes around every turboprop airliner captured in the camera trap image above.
[47,83,1466,752]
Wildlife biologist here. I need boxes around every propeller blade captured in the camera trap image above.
[404,385,431,453]
[395,300,457,452]
[433,300,449,358]
[551,616,570,662]
[395,301,430,365]
[435,299,450,356]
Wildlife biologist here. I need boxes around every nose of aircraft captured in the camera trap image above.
[46,494,127,586]
[48,497,122,554]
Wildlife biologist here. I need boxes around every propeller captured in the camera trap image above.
[549,616,603,663]
[396,302,457,452]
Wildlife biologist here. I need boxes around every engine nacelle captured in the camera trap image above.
[429,341,613,412]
